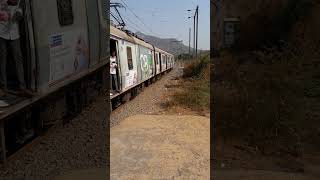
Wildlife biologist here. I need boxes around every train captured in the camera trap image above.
[0,0,109,163]
[0,0,174,163]
[110,26,175,104]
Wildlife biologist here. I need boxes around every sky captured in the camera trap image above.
[111,0,210,50]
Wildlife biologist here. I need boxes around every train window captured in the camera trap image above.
[57,0,74,26]
[126,47,133,70]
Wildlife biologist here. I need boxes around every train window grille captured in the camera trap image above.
[126,47,133,70]
[57,0,74,26]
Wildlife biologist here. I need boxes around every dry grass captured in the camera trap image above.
[169,54,210,112]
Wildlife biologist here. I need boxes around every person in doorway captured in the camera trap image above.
[0,0,32,96]
[110,51,119,96]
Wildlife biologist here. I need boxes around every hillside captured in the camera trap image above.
[135,31,195,56]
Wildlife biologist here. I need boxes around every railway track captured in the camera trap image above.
[110,69,173,111]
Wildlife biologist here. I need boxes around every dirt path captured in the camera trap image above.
[110,67,211,179]
[111,115,210,179]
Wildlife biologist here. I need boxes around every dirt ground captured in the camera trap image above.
[111,115,210,179]
[110,67,210,179]
[212,137,320,179]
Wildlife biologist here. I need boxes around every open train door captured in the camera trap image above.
[0,0,37,107]
[110,38,122,93]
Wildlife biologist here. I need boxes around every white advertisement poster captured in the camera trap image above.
[49,29,89,84]
[124,70,137,89]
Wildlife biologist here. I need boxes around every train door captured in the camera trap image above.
[161,54,166,72]
[165,55,168,70]
[153,50,156,76]
[155,52,160,75]
[118,40,137,90]
[150,50,154,77]
[0,0,36,103]
[138,46,153,82]
[110,38,121,92]
[159,53,162,72]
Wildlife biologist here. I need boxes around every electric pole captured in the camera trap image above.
[196,5,199,59]
[193,15,196,58]
[189,28,191,55]
[188,6,199,59]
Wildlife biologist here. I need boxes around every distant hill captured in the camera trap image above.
[135,31,203,56]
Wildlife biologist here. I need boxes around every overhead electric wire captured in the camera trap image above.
[121,13,150,35]
[123,18,145,34]
[119,0,162,37]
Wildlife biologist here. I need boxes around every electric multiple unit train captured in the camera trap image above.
[0,0,174,163]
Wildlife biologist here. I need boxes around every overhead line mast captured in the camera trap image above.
[110,2,126,29]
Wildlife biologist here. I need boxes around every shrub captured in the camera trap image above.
[170,53,210,111]
[182,53,210,79]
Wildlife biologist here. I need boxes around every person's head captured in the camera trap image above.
[112,51,116,57]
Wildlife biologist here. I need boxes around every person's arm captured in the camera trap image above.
[114,57,118,67]
[110,61,116,68]
[13,8,23,21]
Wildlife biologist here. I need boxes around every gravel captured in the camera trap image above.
[110,68,181,127]
[0,95,108,180]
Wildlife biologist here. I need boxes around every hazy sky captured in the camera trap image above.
[111,0,210,50]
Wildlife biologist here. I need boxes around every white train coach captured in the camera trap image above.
[110,25,175,103]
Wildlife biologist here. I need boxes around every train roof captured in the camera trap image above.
[133,37,153,50]
[155,47,168,55]
[110,25,173,56]
[110,25,136,44]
